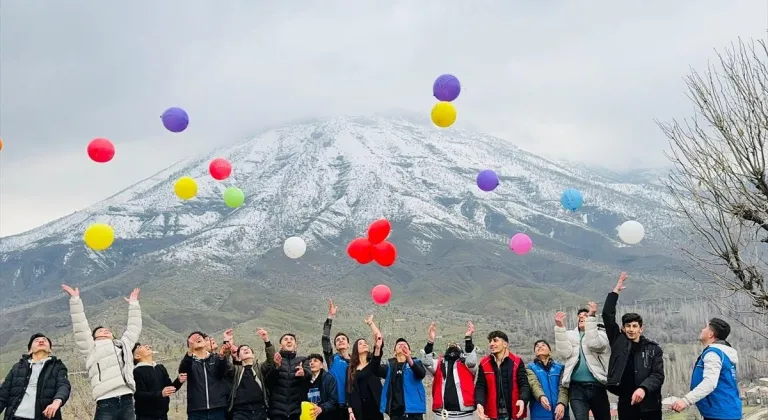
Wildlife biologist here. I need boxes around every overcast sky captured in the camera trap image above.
[0,1,766,237]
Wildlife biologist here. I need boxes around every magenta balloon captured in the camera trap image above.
[509,233,533,255]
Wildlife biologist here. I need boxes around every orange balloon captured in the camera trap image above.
[0,138,3,151]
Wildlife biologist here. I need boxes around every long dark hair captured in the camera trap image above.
[346,338,369,393]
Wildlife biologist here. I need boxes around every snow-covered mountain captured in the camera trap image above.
[0,115,684,309]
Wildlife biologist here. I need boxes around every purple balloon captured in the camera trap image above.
[433,74,461,102]
[476,169,499,192]
[161,107,189,133]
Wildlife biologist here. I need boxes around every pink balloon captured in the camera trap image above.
[371,284,391,305]
[509,233,533,255]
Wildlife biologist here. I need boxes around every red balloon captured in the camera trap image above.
[372,241,397,267]
[347,238,373,263]
[367,219,391,245]
[209,158,232,180]
[371,284,391,305]
[87,138,115,163]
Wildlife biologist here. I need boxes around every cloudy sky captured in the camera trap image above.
[0,1,766,236]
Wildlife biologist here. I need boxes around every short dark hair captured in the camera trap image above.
[308,353,324,363]
[621,313,643,327]
[186,331,207,347]
[92,326,105,338]
[708,318,731,340]
[577,308,589,316]
[487,330,509,343]
[280,333,297,342]
[334,332,349,343]
[27,333,52,351]
[237,345,251,357]
[533,339,551,351]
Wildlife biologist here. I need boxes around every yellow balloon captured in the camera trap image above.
[174,176,198,200]
[431,101,457,128]
[300,402,314,420]
[84,223,115,251]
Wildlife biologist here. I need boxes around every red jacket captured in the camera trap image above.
[432,357,475,412]
[478,353,528,419]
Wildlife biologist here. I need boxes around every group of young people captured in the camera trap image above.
[0,273,744,420]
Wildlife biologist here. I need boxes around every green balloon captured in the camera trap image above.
[222,186,245,208]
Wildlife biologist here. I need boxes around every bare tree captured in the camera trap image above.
[658,38,768,339]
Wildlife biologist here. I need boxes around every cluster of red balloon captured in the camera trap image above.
[346,219,397,266]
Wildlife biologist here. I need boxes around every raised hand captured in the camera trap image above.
[614,272,628,293]
[328,299,338,318]
[295,364,305,377]
[365,315,373,326]
[554,312,566,328]
[374,334,383,349]
[427,322,437,342]
[273,352,282,365]
[587,301,598,315]
[223,328,234,343]
[61,284,79,297]
[402,346,412,360]
[256,328,269,342]
[465,321,475,336]
[124,288,140,303]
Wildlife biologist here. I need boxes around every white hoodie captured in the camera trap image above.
[682,343,739,406]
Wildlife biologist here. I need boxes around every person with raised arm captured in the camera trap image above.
[346,315,384,420]
[474,330,531,420]
[131,341,185,420]
[321,299,351,420]
[420,321,478,420]
[178,330,231,420]
[224,328,276,420]
[0,333,71,420]
[265,332,311,420]
[602,272,665,420]
[553,302,611,420]
[62,284,141,420]
[375,328,427,419]
[525,339,570,420]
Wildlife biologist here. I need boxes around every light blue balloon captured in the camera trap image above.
[560,188,584,211]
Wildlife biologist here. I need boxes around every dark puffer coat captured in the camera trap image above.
[266,350,311,419]
[0,355,71,420]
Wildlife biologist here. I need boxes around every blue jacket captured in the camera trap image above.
[380,357,427,414]
[528,360,569,420]
[690,345,742,420]
[327,353,348,405]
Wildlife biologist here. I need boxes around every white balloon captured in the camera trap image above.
[283,236,307,259]
[618,220,645,245]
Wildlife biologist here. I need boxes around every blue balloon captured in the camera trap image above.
[560,188,583,211]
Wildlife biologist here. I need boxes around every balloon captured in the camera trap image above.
[372,241,397,267]
[223,187,245,208]
[433,74,461,102]
[0,138,4,151]
[283,236,307,259]
[431,101,457,128]
[476,169,499,192]
[174,176,198,200]
[209,158,232,181]
[84,223,115,251]
[367,219,391,245]
[371,284,391,305]
[87,138,115,163]
[618,220,645,245]
[560,188,584,211]
[347,238,373,264]
[300,402,314,420]
[509,233,533,255]
[161,107,189,133]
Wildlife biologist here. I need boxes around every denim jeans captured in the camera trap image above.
[568,382,611,420]
[188,408,228,420]
[94,394,136,420]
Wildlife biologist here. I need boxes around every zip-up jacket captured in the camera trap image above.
[133,362,183,418]
[302,370,338,420]
[178,352,230,413]
[265,350,311,419]
[526,360,570,420]
[378,357,427,415]
[0,355,71,420]
[321,318,349,405]
[225,342,277,412]
[554,315,610,386]
[685,342,742,420]
[602,292,665,412]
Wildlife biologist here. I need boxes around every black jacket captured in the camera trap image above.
[602,292,665,412]
[178,352,230,413]
[265,350,311,419]
[133,362,183,418]
[302,370,338,420]
[0,355,71,420]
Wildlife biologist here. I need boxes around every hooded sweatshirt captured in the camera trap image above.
[682,341,741,420]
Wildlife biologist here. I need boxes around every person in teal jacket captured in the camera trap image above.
[375,337,427,419]
[526,340,569,420]
[671,318,742,420]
